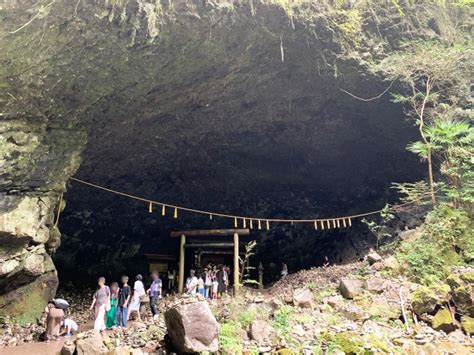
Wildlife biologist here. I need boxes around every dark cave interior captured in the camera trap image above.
[1,0,434,290]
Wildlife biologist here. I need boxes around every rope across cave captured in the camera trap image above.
[69,177,426,230]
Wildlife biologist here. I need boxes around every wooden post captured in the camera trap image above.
[178,234,186,294]
[258,262,264,290]
[233,232,239,296]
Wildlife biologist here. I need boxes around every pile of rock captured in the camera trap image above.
[411,268,474,335]
[0,317,45,347]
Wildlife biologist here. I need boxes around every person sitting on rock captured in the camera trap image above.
[44,301,64,342]
[59,318,78,337]
[185,270,198,296]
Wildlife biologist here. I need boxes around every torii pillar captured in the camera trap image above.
[178,234,186,294]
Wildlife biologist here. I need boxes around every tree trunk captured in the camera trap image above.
[427,148,436,206]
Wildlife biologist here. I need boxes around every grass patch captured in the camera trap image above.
[396,204,473,285]
[219,321,243,354]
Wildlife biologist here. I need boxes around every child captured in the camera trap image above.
[117,276,131,329]
[212,276,219,300]
[197,274,205,297]
[60,318,78,336]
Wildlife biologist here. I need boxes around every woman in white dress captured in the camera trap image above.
[127,274,145,322]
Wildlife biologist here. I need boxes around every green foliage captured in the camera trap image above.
[239,240,258,285]
[391,181,434,204]
[237,306,269,328]
[362,205,395,248]
[313,286,335,303]
[396,204,473,285]
[272,305,293,334]
[314,331,365,354]
[219,321,243,353]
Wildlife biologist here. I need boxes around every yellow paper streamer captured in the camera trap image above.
[173,208,178,219]
[209,214,213,220]
[250,219,254,229]
[326,220,331,229]
[234,218,238,228]
[148,201,153,213]
[321,220,325,230]
[342,218,347,227]
[258,219,262,230]
[314,221,318,230]
[348,218,352,226]
[243,219,247,228]
[162,205,166,216]
[332,219,337,228]
[336,219,341,228]
[266,220,270,230]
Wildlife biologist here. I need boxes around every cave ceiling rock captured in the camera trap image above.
[0,0,470,323]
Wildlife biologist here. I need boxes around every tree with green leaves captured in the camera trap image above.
[378,40,473,206]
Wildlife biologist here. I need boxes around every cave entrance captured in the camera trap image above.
[171,229,250,295]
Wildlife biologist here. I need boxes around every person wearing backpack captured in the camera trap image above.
[44,301,64,342]
[90,276,110,332]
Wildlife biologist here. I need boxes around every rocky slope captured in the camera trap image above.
[1,0,471,322]
[1,251,474,353]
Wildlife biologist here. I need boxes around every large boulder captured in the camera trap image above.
[61,340,76,355]
[431,308,457,333]
[366,250,382,265]
[383,256,401,272]
[365,276,386,293]
[293,288,313,309]
[461,315,474,335]
[165,301,219,353]
[411,286,438,315]
[447,273,474,317]
[76,331,109,355]
[339,278,363,299]
[249,319,273,344]
[0,194,64,324]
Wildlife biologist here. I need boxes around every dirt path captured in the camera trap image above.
[0,321,94,355]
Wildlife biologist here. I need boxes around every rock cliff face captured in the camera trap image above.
[0,0,469,322]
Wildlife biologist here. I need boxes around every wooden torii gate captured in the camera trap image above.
[170,229,250,295]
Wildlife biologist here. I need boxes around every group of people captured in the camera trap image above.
[43,265,233,341]
[185,264,230,299]
[90,273,163,332]
[44,301,78,342]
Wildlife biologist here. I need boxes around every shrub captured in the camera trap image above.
[219,321,243,353]
[396,203,473,285]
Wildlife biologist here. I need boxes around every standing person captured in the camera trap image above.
[147,272,162,320]
[216,265,226,298]
[106,282,119,329]
[223,266,230,294]
[128,274,145,322]
[44,301,64,342]
[167,269,176,293]
[281,263,288,278]
[117,276,131,329]
[197,273,205,297]
[211,276,219,300]
[204,267,212,299]
[89,277,111,332]
[185,270,198,296]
